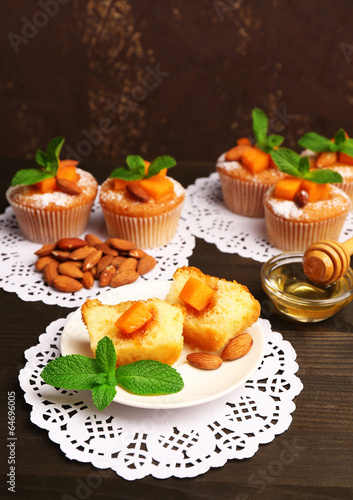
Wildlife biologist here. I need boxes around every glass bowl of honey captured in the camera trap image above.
[261,251,353,322]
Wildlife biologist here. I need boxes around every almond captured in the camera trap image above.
[111,256,127,267]
[95,242,119,256]
[51,250,71,261]
[56,177,82,195]
[96,254,113,275]
[84,233,103,247]
[82,249,103,271]
[99,265,116,287]
[107,238,136,252]
[129,248,147,259]
[187,352,223,370]
[118,257,138,273]
[221,333,253,361]
[110,270,139,288]
[35,255,57,271]
[58,262,84,279]
[52,275,83,293]
[90,265,99,280]
[42,260,59,286]
[56,238,87,251]
[34,243,56,257]
[126,183,151,202]
[82,270,95,289]
[137,255,157,275]
[70,246,97,261]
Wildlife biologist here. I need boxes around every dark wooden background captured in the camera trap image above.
[2,0,353,164]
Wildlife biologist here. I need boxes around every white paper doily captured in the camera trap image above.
[184,172,353,262]
[18,317,303,480]
[0,195,195,307]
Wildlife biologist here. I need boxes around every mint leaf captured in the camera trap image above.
[340,139,353,157]
[126,155,145,170]
[116,360,184,395]
[11,168,55,186]
[252,108,268,143]
[267,134,284,149]
[92,384,117,411]
[109,167,143,181]
[270,148,301,177]
[46,136,65,162]
[41,355,101,391]
[334,128,346,146]
[35,150,50,168]
[95,336,117,374]
[298,131,336,152]
[298,156,310,176]
[146,155,176,178]
[303,169,343,184]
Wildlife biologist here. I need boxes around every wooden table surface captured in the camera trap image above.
[1,159,352,500]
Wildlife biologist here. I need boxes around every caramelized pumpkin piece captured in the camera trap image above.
[225,144,252,161]
[34,176,57,193]
[338,152,353,166]
[179,277,214,311]
[301,179,330,202]
[57,160,79,182]
[113,178,129,190]
[316,151,337,168]
[274,178,303,200]
[115,301,153,335]
[139,175,174,200]
[241,148,270,173]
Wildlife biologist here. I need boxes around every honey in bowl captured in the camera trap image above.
[261,252,353,322]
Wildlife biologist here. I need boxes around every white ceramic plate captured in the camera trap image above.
[61,280,265,409]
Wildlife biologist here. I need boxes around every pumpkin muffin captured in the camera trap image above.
[99,155,185,248]
[217,108,286,217]
[6,137,98,243]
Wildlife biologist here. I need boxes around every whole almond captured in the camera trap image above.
[90,265,99,280]
[221,333,253,361]
[56,177,82,195]
[70,246,97,261]
[84,233,103,247]
[99,265,116,287]
[137,255,157,275]
[35,243,56,257]
[95,242,119,256]
[58,262,84,279]
[51,250,71,261]
[35,255,57,271]
[110,270,139,288]
[82,270,95,289]
[82,249,103,271]
[126,183,151,202]
[118,257,138,273]
[107,238,136,252]
[52,275,83,293]
[42,260,59,286]
[56,238,87,251]
[96,254,113,275]
[187,352,223,370]
[129,248,147,259]
[111,256,127,267]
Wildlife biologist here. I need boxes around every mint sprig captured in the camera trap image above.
[298,128,353,158]
[109,155,176,181]
[11,136,65,186]
[252,108,284,153]
[270,147,343,184]
[41,336,184,411]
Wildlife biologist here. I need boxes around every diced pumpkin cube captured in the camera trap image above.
[144,160,167,177]
[144,160,151,174]
[301,179,330,202]
[237,137,252,146]
[225,144,252,161]
[274,178,303,201]
[179,277,214,311]
[338,152,353,166]
[113,178,129,190]
[139,175,174,200]
[115,301,153,335]
[57,163,79,182]
[241,148,270,173]
[34,176,57,193]
[316,151,337,167]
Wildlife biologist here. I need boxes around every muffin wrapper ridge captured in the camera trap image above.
[218,172,269,218]
[336,181,353,208]
[264,206,349,251]
[8,199,95,243]
[101,202,184,249]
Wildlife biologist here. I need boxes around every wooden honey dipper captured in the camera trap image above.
[303,237,353,285]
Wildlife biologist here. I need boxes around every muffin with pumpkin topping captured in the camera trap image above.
[264,147,350,251]
[99,155,185,248]
[6,137,98,243]
[216,108,287,217]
